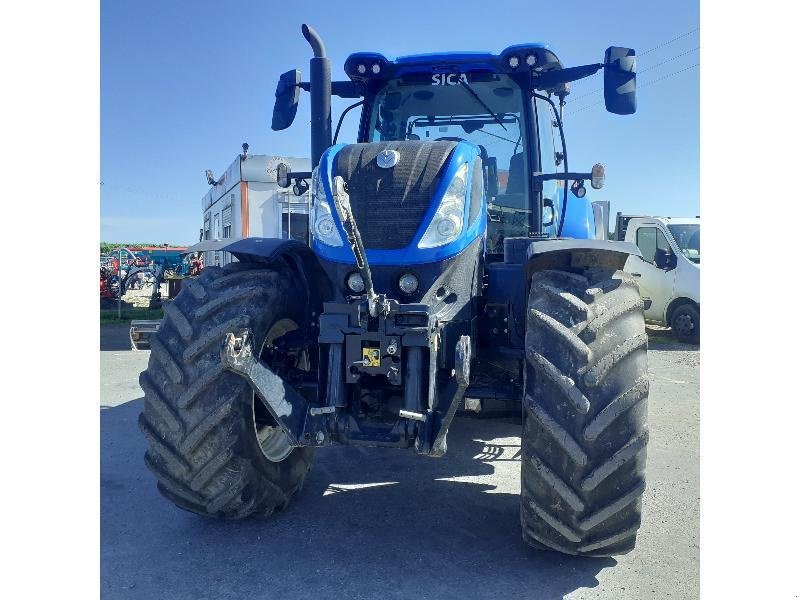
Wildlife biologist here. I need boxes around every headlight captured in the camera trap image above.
[346,272,365,293]
[310,167,343,247]
[398,273,419,294]
[418,162,469,249]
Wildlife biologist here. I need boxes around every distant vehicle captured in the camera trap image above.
[619,215,700,343]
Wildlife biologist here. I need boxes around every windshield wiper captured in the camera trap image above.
[458,79,507,131]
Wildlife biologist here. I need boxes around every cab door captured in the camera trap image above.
[627,224,677,322]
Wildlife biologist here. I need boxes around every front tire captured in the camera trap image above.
[138,261,315,519]
[670,303,700,344]
[521,269,649,556]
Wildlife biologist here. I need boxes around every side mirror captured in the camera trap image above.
[276,163,291,189]
[542,198,555,227]
[590,164,605,189]
[272,70,301,131]
[654,247,676,270]
[604,47,636,115]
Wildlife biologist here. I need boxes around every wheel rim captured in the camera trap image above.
[254,423,292,462]
[673,312,695,338]
[251,318,299,462]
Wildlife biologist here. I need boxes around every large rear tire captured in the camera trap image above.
[521,269,649,556]
[138,261,315,519]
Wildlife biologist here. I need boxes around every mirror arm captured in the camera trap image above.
[294,81,362,98]
[534,63,603,90]
[332,81,363,98]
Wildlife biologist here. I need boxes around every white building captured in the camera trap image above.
[196,153,312,266]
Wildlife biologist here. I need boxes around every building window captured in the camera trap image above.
[281,211,309,243]
[222,206,232,238]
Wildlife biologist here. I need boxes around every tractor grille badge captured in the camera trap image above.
[376,149,399,169]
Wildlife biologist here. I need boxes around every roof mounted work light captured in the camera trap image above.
[344,53,389,79]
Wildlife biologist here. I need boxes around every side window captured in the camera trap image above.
[656,229,671,255]
[636,227,657,263]
[534,97,559,197]
[534,96,563,231]
[534,98,558,175]
[332,96,363,144]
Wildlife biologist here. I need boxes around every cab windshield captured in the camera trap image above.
[667,224,700,264]
[366,73,529,251]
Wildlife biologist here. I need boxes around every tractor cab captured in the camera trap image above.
[274,40,636,260]
[347,48,560,253]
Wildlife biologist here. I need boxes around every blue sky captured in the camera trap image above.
[101,0,699,244]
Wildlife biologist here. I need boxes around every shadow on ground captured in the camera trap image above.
[646,325,699,352]
[101,399,614,600]
[100,324,134,352]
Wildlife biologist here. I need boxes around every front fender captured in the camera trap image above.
[505,238,642,274]
[223,237,334,304]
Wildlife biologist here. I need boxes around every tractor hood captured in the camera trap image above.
[312,140,486,265]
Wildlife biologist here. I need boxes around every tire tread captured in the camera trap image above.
[139,262,314,520]
[521,268,649,556]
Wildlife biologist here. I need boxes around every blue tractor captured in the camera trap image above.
[140,25,648,557]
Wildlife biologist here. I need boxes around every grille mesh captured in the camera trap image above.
[333,141,456,249]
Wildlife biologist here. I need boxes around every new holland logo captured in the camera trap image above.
[376,149,399,169]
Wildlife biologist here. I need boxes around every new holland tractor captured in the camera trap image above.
[139,24,649,557]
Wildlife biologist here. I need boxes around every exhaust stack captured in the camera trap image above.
[302,24,332,168]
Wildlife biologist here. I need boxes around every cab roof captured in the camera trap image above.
[630,216,700,226]
[344,44,564,81]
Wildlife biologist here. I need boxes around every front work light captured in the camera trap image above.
[398,273,419,294]
[419,163,469,249]
[346,272,365,293]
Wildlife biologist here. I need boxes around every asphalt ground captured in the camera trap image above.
[100,324,699,600]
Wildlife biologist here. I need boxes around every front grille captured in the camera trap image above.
[333,141,457,249]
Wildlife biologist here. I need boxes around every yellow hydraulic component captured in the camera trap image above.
[362,347,381,367]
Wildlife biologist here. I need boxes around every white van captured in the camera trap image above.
[621,216,700,343]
